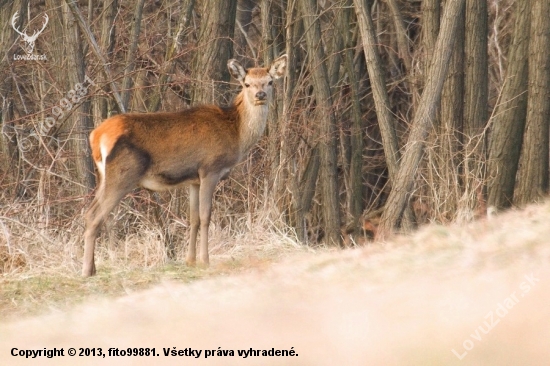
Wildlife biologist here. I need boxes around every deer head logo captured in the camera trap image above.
[11,12,48,55]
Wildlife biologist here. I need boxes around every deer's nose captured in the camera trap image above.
[255,91,267,100]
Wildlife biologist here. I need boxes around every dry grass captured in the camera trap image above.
[1,200,550,365]
[0,205,309,322]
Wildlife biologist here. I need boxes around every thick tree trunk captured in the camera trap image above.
[378,0,466,236]
[191,0,238,104]
[298,0,341,246]
[487,0,530,210]
[515,0,550,205]
[0,0,26,192]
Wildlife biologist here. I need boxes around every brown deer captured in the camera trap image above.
[83,55,287,276]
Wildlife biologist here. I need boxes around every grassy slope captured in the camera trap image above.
[1,202,550,365]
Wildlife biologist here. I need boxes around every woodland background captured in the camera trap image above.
[0,0,549,273]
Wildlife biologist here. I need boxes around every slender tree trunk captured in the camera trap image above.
[422,0,440,76]
[487,0,530,210]
[330,0,361,226]
[342,0,364,225]
[440,3,465,142]
[385,0,411,72]
[298,0,341,246]
[515,0,550,205]
[121,0,145,111]
[96,0,118,120]
[437,1,464,218]
[148,0,195,112]
[262,0,282,193]
[354,0,416,230]
[378,0,466,236]
[63,1,95,193]
[236,0,255,58]
[65,0,126,113]
[284,2,314,242]
[463,0,488,212]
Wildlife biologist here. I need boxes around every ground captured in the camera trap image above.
[1,202,550,365]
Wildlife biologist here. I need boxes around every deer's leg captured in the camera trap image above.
[83,180,133,276]
[83,196,102,276]
[198,174,220,266]
[82,143,150,277]
[186,183,200,265]
[83,174,107,277]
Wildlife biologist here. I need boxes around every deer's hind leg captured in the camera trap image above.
[83,140,151,277]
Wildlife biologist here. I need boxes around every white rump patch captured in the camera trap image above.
[95,137,110,180]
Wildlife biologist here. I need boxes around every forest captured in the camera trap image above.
[1,0,549,274]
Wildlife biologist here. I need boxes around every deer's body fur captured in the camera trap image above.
[83,55,287,276]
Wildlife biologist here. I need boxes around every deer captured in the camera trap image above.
[82,55,287,277]
[11,12,49,55]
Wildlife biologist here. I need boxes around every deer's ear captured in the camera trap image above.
[228,59,246,83]
[269,54,287,80]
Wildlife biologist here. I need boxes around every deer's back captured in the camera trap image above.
[90,106,242,189]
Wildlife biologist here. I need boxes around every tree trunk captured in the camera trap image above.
[262,0,282,193]
[0,0,26,194]
[487,0,530,210]
[342,0,364,225]
[236,0,255,58]
[354,0,416,230]
[437,1,464,218]
[95,0,118,120]
[421,0,440,78]
[378,0,466,236]
[148,0,195,112]
[191,0,238,105]
[385,0,411,72]
[463,0,488,213]
[298,0,341,246]
[65,0,126,113]
[121,0,145,111]
[515,0,550,205]
[63,1,95,193]
[284,2,313,242]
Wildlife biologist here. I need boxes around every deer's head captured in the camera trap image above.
[228,55,287,107]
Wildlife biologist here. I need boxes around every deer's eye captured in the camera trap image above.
[244,83,250,88]
[268,80,273,86]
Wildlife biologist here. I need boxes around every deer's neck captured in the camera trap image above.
[233,93,269,158]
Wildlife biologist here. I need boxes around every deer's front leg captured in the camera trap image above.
[186,183,200,266]
[197,175,220,266]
